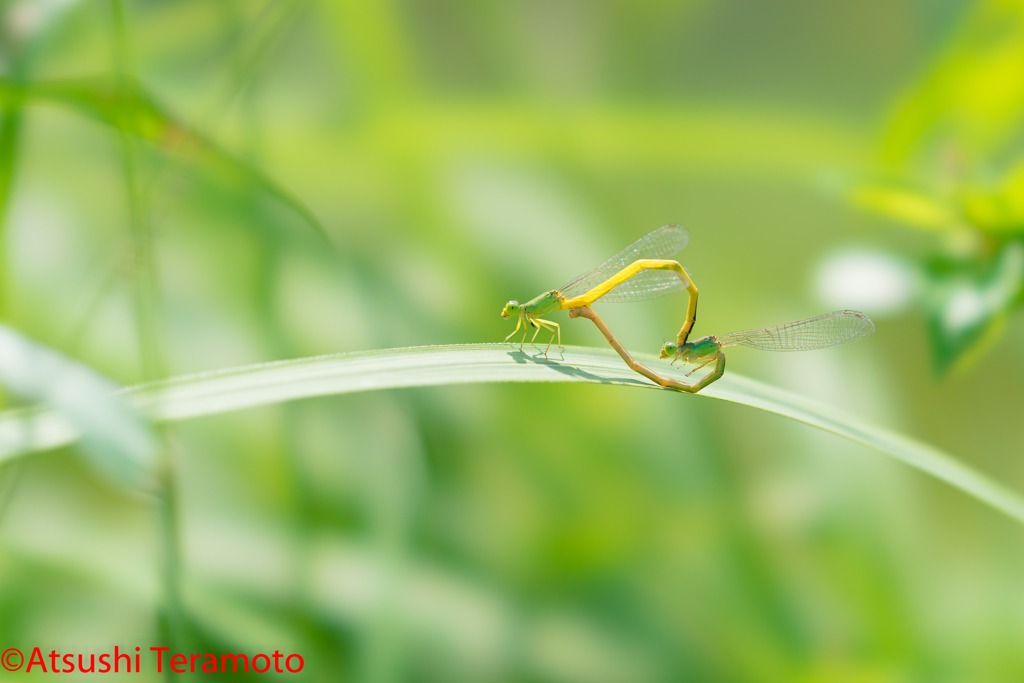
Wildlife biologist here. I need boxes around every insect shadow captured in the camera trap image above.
[506,348,651,387]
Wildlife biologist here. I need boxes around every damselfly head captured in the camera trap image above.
[501,301,520,319]
[659,342,678,359]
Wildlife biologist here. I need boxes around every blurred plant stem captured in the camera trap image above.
[0,16,29,322]
[110,0,181,673]
[0,459,22,524]
[0,105,22,320]
[155,437,185,669]
[211,0,310,130]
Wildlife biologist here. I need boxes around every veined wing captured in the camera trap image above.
[596,268,689,302]
[558,225,689,303]
[718,310,875,351]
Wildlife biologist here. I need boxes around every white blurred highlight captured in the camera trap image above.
[6,0,79,39]
[942,241,1024,335]
[814,250,917,317]
[943,287,985,333]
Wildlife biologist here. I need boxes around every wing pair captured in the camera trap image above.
[561,226,874,353]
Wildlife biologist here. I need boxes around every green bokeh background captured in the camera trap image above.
[2,1,1024,681]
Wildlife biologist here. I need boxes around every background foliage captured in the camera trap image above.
[1,0,1023,681]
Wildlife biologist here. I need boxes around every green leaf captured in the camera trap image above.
[1,344,1022,525]
[880,0,1024,168]
[0,326,157,490]
[848,182,960,230]
[962,159,1024,234]
[0,76,328,242]
[925,240,1024,372]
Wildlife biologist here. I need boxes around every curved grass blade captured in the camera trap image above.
[0,326,157,490]
[0,344,1020,525]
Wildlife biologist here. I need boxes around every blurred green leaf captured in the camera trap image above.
[848,182,960,230]
[847,172,1024,236]
[0,76,328,242]
[862,0,1024,234]
[962,157,1024,233]
[881,0,1024,169]
[1,344,1021,526]
[925,240,1024,373]
[845,0,1024,373]
[0,325,156,490]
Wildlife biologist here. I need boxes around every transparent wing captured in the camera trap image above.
[718,310,875,352]
[597,269,689,302]
[558,225,689,303]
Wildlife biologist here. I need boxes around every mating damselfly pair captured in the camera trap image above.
[500,225,874,393]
